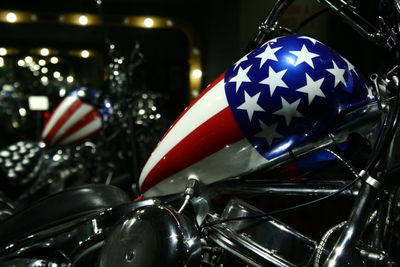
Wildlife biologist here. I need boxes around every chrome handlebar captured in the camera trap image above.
[251,0,392,49]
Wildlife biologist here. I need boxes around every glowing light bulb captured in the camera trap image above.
[41,76,49,85]
[81,50,90,58]
[53,71,61,79]
[144,18,154,28]
[6,12,17,23]
[18,108,26,117]
[192,69,202,78]
[50,57,58,64]
[0,48,7,56]
[40,48,49,56]
[24,56,33,64]
[59,88,66,97]
[78,15,88,25]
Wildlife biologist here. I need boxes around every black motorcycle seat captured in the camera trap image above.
[0,184,130,247]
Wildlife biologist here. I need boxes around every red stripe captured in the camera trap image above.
[141,106,244,193]
[158,72,226,143]
[57,109,100,145]
[43,98,83,143]
[42,98,70,138]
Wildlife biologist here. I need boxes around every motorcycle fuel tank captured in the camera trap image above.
[42,88,112,148]
[139,35,373,197]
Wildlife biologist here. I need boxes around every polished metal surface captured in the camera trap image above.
[364,175,381,189]
[204,179,359,199]
[207,199,317,267]
[323,183,378,267]
[314,221,347,267]
[248,0,294,50]
[0,258,69,266]
[0,196,159,265]
[98,205,201,267]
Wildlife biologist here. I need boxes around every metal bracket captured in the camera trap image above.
[358,170,381,189]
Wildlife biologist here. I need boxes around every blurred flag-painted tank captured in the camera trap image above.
[42,88,112,147]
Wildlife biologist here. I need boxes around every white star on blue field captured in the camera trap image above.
[224,35,373,160]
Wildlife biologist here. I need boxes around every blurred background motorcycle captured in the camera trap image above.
[0,41,170,207]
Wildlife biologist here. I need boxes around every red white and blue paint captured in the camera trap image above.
[139,36,374,197]
[42,88,111,147]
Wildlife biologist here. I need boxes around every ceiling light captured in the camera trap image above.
[0,48,7,56]
[53,71,61,79]
[67,76,74,83]
[50,57,58,64]
[41,76,49,85]
[59,88,66,97]
[78,15,88,25]
[80,50,90,58]
[6,12,17,23]
[192,69,202,78]
[18,108,26,117]
[40,48,49,56]
[24,56,33,64]
[144,18,154,28]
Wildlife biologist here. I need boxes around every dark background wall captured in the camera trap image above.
[0,0,392,139]
[0,0,390,86]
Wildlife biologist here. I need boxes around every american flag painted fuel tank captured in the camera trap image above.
[139,35,374,197]
[41,89,107,147]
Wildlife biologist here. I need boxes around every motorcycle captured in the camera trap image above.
[0,0,400,266]
[0,43,167,207]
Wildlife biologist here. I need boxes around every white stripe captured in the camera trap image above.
[59,117,101,145]
[50,103,93,145]
[42,96,78,138]
[139,79,228,186]
[143,138,269,197]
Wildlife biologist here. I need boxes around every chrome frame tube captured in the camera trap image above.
[204,179,359,198]
[323,182,378,267]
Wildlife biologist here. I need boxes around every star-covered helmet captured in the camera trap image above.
[139,35,374,197]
